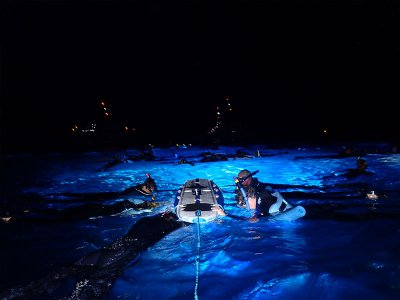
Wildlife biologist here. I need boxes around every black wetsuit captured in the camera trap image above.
[236,178,286,217]
[37,199,159,221]
[0,212,187,300]
[10,185,156,223]
[58,184,153,201]
[343,168,374,179]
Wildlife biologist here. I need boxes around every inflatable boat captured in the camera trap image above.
[174,178,224,223]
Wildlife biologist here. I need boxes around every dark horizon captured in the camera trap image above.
[1,0,399,153]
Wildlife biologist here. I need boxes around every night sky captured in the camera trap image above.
[1,0,399,151]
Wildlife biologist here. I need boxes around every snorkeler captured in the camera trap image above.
[234,169,295,222]
[2,174,158,224]
[343,157,374,179]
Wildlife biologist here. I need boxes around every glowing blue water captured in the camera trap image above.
[1,143,399,299]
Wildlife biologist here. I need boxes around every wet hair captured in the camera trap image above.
[238,169,252,181]
[144,177,157,192]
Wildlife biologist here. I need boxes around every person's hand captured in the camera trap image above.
[211,204,227,216]
[249,215,259,223]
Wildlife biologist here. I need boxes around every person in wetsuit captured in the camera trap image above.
[343,157,374,179]
[47,174,159,220]
[2,174,159,223]
[235,169,292,222]
[59,173,157,201]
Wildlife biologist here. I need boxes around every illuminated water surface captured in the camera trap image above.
[1,143,399,299]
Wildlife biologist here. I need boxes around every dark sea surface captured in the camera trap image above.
[1,143,399,299]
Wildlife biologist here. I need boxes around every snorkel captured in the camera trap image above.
[234,170,259,210]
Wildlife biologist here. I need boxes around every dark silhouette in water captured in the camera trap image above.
[26,200,161,222]
[0,212,187,300]
[97,149,156,171]
[294,146,367,160]
[57,174,157,201]
[342,157,374,179]
[322,157,374,184]
[96,152,130,171]
[174,158,195,166]
[198,152,228,162]
[1,175,158,224]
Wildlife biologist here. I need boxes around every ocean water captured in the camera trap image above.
[1,143,399,300]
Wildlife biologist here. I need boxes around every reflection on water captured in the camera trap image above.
[1,143,399,299]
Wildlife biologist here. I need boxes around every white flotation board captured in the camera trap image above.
[267,191,306,221]
[174,178,224,223]
[269,205,306,222]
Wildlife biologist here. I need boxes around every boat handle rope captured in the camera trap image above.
[194,210,201,300]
